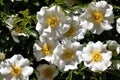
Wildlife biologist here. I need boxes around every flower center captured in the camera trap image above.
[42,43,53,56]
[92,11,103,23]
[64,25,76,37]
[13,22,22,33]
[63,49,75,60]
[92,50,102,62]
[15,26,22,33]
[10,66,22,77]
[43,67,54,79]
[47,15,58,28]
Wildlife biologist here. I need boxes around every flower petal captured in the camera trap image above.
[100,20,113,30]
[22,66,33,77]
[80,20,93,30]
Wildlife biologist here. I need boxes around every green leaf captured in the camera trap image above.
[19,9,30,18]
[0,0,4,5]
[66,71,72,80]
[0,74,3,80]
[29,30,39,39]
[14,18,24,25]
[106,70,120,78]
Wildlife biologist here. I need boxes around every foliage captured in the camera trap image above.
[0,0,120,80]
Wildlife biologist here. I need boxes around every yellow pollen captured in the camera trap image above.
[63,49,75,60]
[43,67,54,78]
[92,50,102,62]
[42,43,52,56]
[15,26,22,33]
[10,66,22,77]
[13,22,22,34]
[92,11,103,23]
[47,15,58,28]
[64,25,76,37]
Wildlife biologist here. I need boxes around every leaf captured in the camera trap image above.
[14,18,24,25]
[19,9,30,18]
[66,71,72,80]
[106,70,120,78]
[29,30,39,39]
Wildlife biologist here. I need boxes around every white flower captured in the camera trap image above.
[82,41,112,72]
[80,1,114,34]
[36,64,59,80]
[52,39,83,71]
[5,15,26,43]
[106,40,120,54]
[0,54,33,80]
[61,16,86,40]
[116,18,120,33]
[36,5,71,39]
[33,33,59,62]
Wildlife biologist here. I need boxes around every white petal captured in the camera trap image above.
[22,66,33,77]
[62,24,70,34]
[5,15,16,30]
[102,51,112,60]
[96,1,107,9]
[116,47,120,54]
[94,41,104,51]
[104,6,113,17]
[11,76,17,80]
[58,60,65,71]
[64,64,78,71]
[48,5,61,12]
[0,67,10,75]
[36,22,43,34]
[17,59,30,67]
[18,33,26,36]
[90,62,107,72]
[88,2,96,11]
[71,42,81,50]
[8,54,22,64]
[82,53,92,62]
[117,62,120,70]
[83,45,92,53]
[33,42,41,51]
[116,18,120,33]
[76,51,83,63]
[54,44,63,55]
[100,20,113,30]
[11,31,20,43]
[92,26,104,35]
[80,20,93,30]
[37,7,47,17]
[41,56,52,62]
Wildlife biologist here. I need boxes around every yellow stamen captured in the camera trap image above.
[92,11,103,23]
[43,67,54,78]
[13,22,22,33]
[47,15,58,28]
[42,43,53,56]
[63,49,75,60]
[10,66,22,77]
[92,50,102,62]
[64,25,76,37]
[15,26,22,33]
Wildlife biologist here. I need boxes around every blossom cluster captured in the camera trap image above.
[0,0,120,80]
